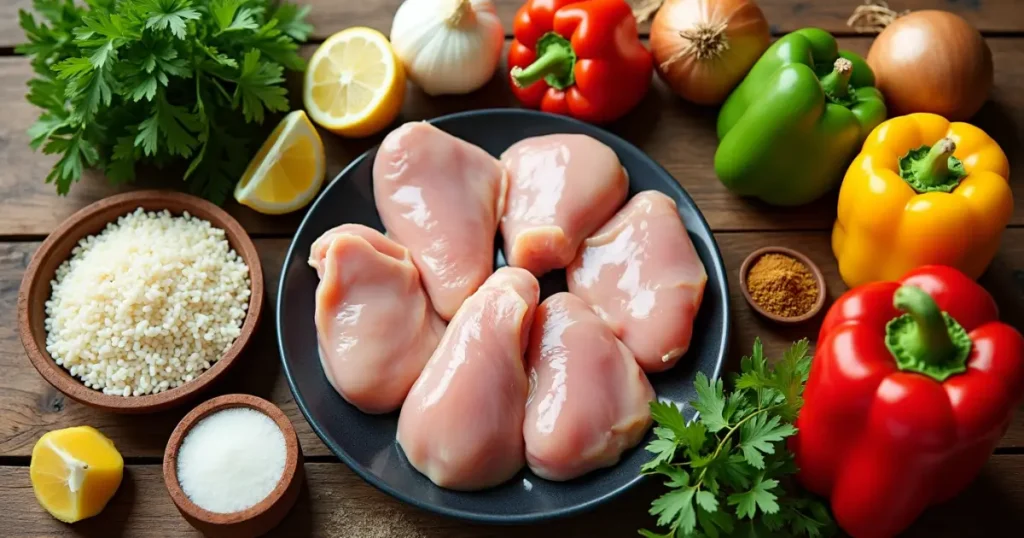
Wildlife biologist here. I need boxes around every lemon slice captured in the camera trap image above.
[304,27,406,138]
[30,426,124,523]
[234,110,326,215]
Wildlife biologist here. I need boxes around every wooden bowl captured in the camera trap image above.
[163,394,304,538]
[739,246,827,324]
[17,190,264,414]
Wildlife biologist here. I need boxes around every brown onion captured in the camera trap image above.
[865,10,993,120]
[648,0,770,105]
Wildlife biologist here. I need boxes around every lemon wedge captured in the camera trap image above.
[30,426,124,523]
[234,110,326,215]
[304,27,406,137]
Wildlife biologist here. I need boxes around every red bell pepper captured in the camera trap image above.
[792,265,1024,538]
[508,0,653,124]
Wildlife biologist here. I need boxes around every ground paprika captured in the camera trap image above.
[745,253,818,318]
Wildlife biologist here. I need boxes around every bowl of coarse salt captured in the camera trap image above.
[18,190,264,413]
[164,394,303,538]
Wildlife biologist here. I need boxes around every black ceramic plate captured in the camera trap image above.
[277,109,730,524]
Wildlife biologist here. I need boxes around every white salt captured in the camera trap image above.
[176,407,287,513]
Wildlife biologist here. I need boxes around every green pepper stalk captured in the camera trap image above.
[510,33,577,90]
[820,58,853,105]
[899,137,967,194]
[885,285,972,381]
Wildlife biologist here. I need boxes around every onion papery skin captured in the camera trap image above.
[650,0,770,105]
[867,10,993,121]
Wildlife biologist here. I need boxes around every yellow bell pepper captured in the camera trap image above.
[833,113,1012,287]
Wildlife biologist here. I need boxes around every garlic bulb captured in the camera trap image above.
[390,0,504,96]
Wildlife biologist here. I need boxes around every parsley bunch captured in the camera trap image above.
[640,339,836,538]
[18,0,312,203]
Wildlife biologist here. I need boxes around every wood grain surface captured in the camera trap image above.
[3,457,1024,537]
[2,0,1024,47]
[2,0,1024,535]
[2,37,1024,236]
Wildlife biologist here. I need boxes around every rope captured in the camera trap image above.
[847,0,910,33]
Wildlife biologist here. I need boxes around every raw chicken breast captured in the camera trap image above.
[397,267,539,490]
[374,121,507,320]
[308,224,404,278]
[313,227,446,414]
[568,191,707,373]
[500,134,628,276]
[524,293,655,481]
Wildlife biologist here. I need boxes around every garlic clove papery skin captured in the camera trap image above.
[390,0,505,96]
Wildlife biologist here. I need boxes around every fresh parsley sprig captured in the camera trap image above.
[18,0,312,203]
[640,339,836,538]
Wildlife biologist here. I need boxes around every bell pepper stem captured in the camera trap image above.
[511,33,576,90]
[913,138,957,187]
[885,285,972,382]
[821,58,853,103]
[892,286,957,364]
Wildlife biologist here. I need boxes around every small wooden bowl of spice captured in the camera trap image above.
[739,247,826,324]
[164,394,303,538]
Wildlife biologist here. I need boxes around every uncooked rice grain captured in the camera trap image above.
[44,208,251,397]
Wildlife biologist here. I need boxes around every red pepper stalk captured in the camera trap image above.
[792,265,1024,538]
[508,0,653,124]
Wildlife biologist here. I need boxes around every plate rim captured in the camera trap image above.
[276,108,731,524]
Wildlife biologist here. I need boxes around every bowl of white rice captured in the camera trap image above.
[18,191,264,413]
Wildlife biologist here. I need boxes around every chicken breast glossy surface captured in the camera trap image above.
[499,134,628,276]
[524,292,655,481]
[398,267,539,491]
[374,122,506,320]
[313,226,446,414]
[568,191,707,372]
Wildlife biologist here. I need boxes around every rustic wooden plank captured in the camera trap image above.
[3,229,1023,460]
[2,37,1023,237]
[0,238,330,459]
[3,456,1024,537]
[2,0,1023,48]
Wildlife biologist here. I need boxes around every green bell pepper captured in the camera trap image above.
[715,28,887,206]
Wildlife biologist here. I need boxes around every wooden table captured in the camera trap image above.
[2,0,1024,536]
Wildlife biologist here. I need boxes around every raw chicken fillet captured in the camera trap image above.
[374,121,507,320]
[398,267,539,491]
[312,225,446,414]
[308,223,405,279]
[524,293,655,481]
[568,191,707,372]
[500,134,628,276]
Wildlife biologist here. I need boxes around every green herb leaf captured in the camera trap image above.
[728,476,780,519]
[643,436,678,473]
[651,400,689,438]
[271,3,312,41]
[142,0,201,40]
[695,490,719,513]
[20,0,309,202]
[232,49,288,123]
[640,339,835,538]
[739,414,797,470]
[651,486,697,533]
[693,373,728,433]
[212,0,260,33]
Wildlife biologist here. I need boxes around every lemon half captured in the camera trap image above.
[234,110,326,215]
[304,27,406,137]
